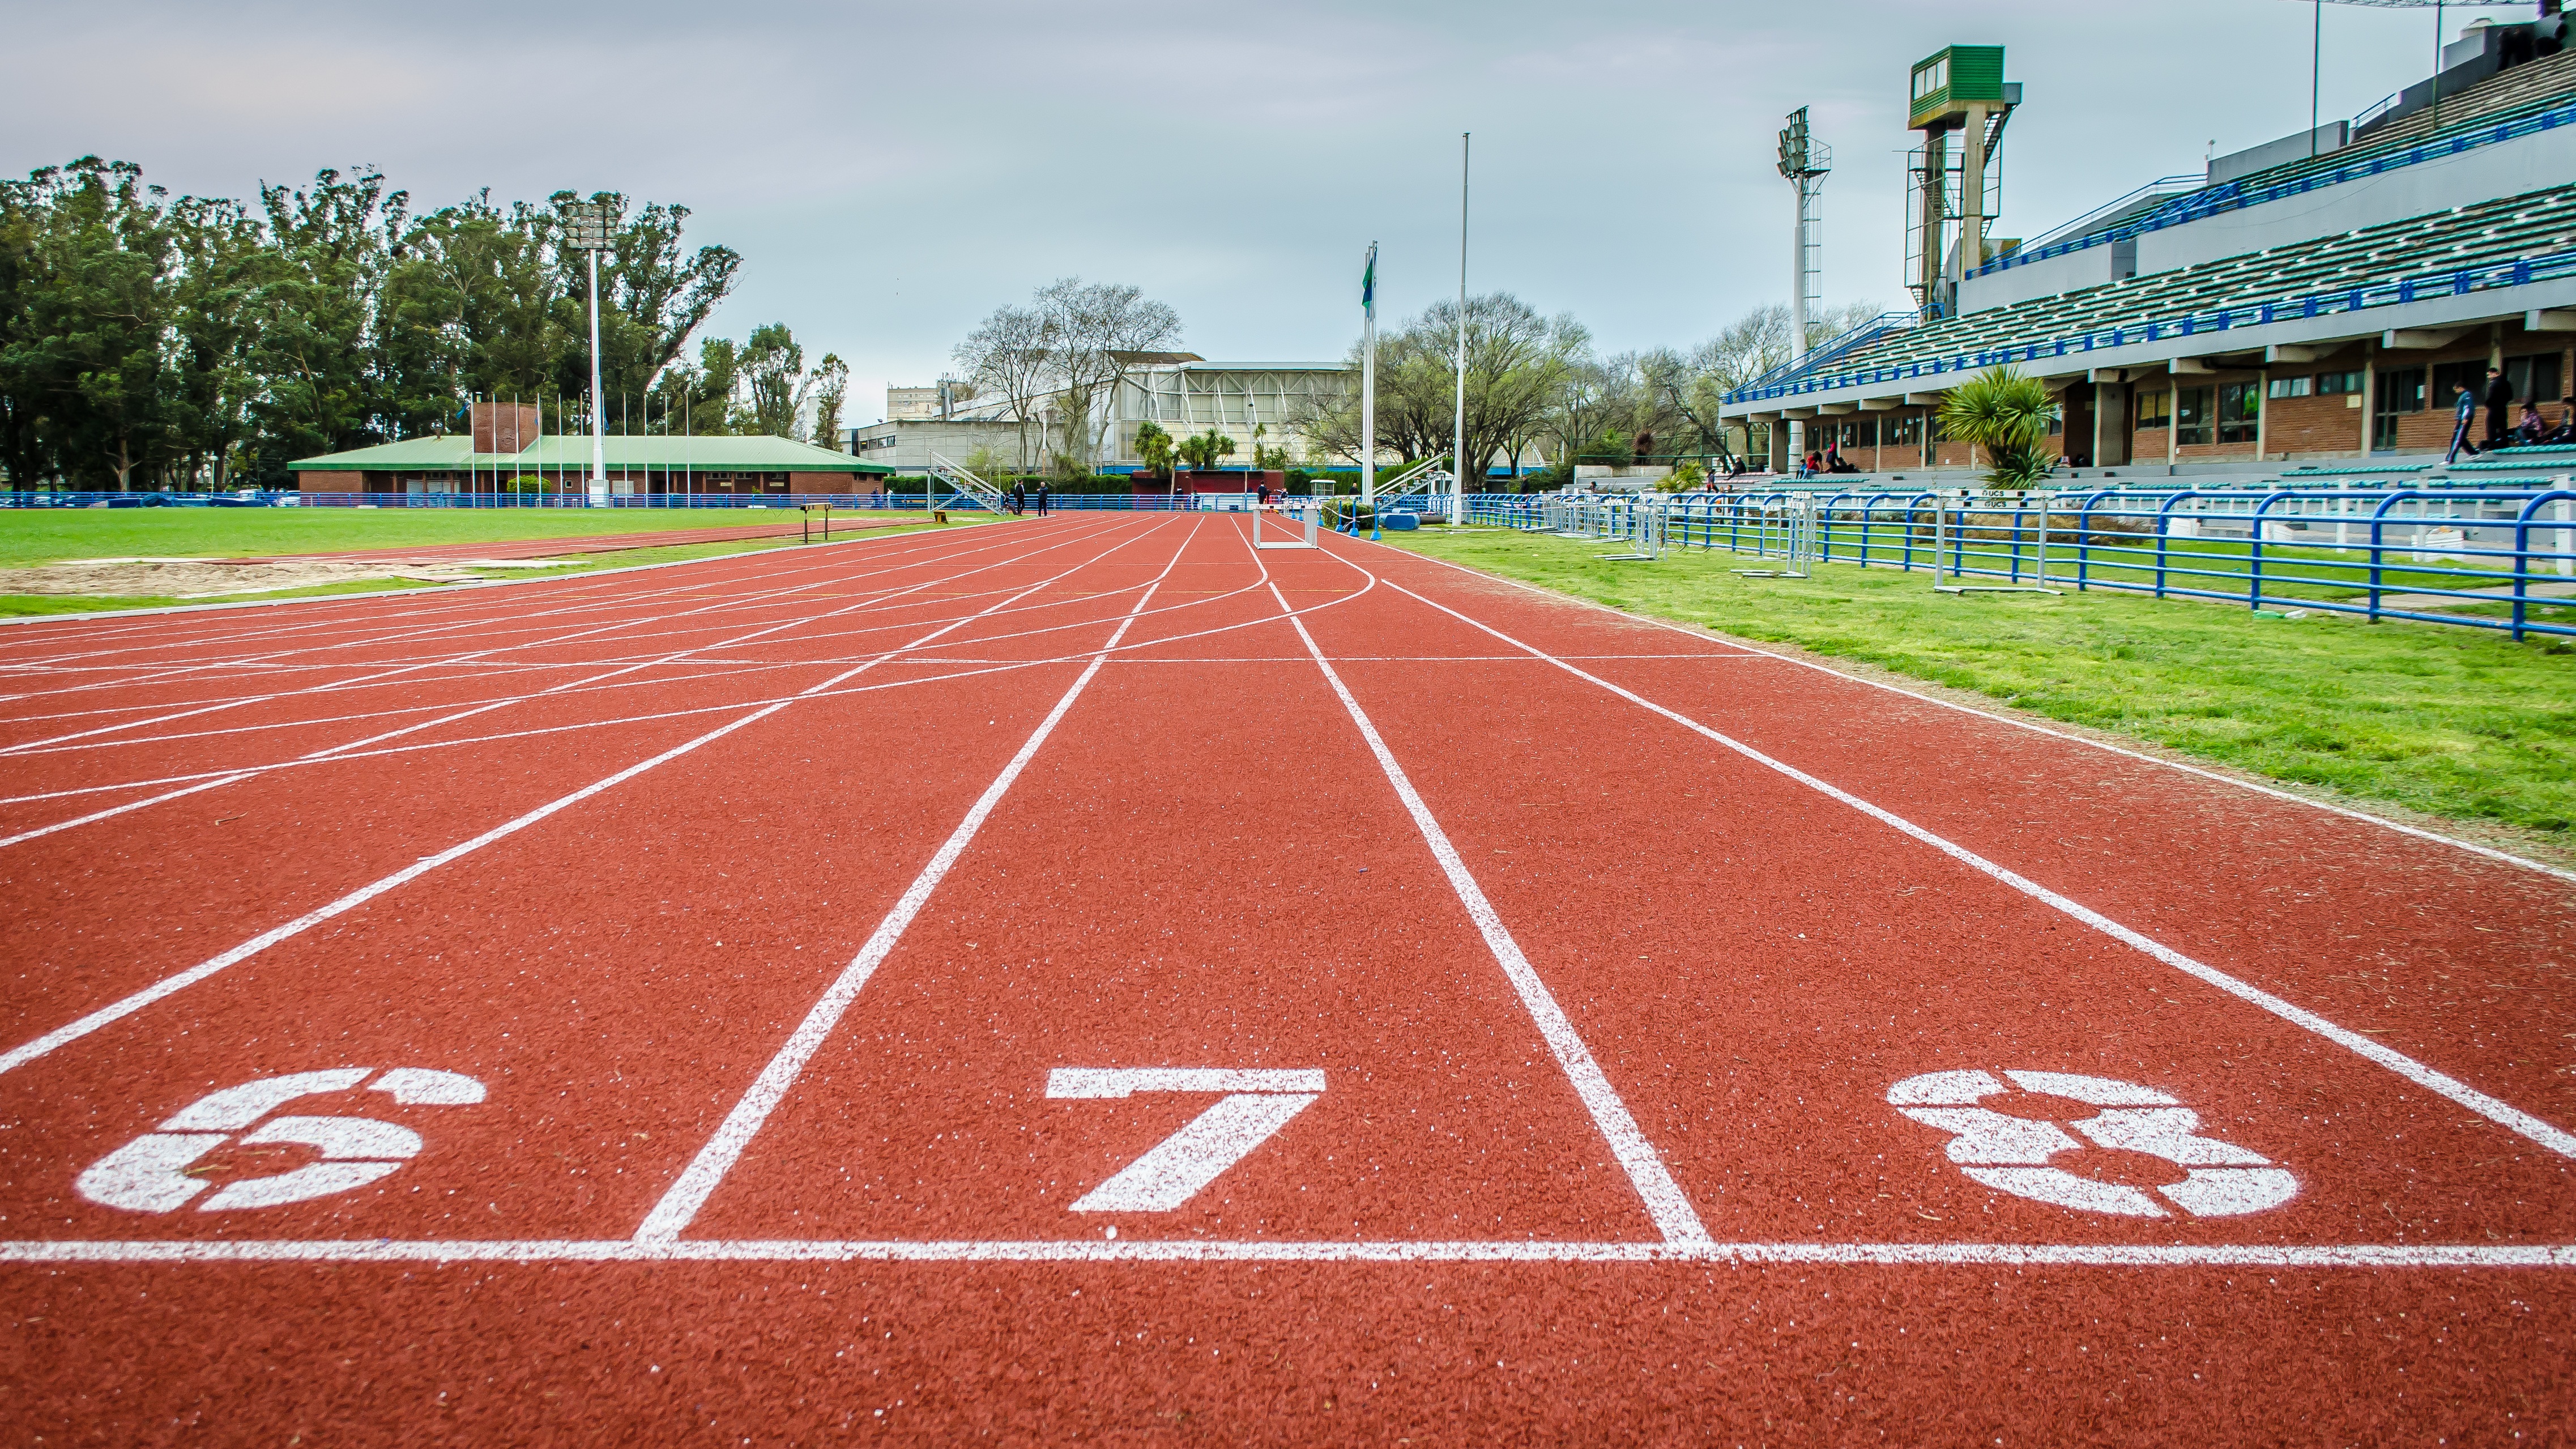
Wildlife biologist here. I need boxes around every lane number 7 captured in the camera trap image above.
[1047,1068,1324,1212]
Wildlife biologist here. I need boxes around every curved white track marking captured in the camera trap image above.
[0,523,1134,743]
[1375,573,2576,1161]
[0,521,1037,720]
[0,523,1119,848]
[636,519,1205,1242]
[6,543,1233,760]
[5,1236,2567,1268]
[1392,547,2576,887]
[0,517,1026,687]
[1260,572,1709,1246]
[0,527,1382,809]
[0,517,1176,1078]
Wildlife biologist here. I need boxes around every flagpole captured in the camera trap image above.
[1452,131,1469,529]
[1361,241,1379,540]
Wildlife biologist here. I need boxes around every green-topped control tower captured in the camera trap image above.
[1906,45,2020,314]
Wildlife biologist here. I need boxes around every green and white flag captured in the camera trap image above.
[1361,242,1377,318]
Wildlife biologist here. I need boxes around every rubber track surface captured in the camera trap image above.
[1,514,2568,1445]
[238,517,916,564]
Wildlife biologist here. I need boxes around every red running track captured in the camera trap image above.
[1,513,2569,1444]
[245,515,917,564]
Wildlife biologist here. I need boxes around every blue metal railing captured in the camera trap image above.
[1723,245,2576,405]
[1733,309,1931,395]
[1461,487,2576,641]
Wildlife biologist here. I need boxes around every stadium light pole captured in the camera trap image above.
[2300,1,2526,148]
[1452,132,1470,530]
[564,200,611,507]
[1361,241,1379,539]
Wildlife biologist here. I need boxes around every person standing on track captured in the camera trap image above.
[1035,480,1050,515]
[1010,481,1026,515]
[2445,381,2482,464]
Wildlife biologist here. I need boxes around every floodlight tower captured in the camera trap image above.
[562,200,612,506]
[1776,108,1829,467]
[1905,46,2019,316]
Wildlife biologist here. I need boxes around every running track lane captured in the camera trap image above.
[2,514,2570,1444]
[1290,539,2576,1248]
[0,517,1189,1245]
[1354,538,2576,1139]
[0,518,1035,724]
[649,515,1666,1247]
[0,522,1112,1046]
[0,519,1044,749]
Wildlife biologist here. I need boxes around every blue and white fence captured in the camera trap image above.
[1467,487,2576,641]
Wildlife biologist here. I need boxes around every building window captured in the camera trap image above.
[2432,360,2488,410]
[2217,382,2261,444]
[2314,370,2362,395]
[2267,375,2312,400]
[2372,365,2425,450]
[2135,389,2170,430]
[2506,351,2562,404]
[2174,386,2212,445]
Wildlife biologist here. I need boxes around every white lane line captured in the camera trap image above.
[0,518,1172,1079]
[1389,548,2576,887]
[1376,575,2576,1162]
[1268,582,1711,1246]
[635,521,1201,1242]
[2,1236,2568,1268]
[0,521,1023,730]
[0,538,1376,810]
[0,774,255,851]
[0,522,1107,850]
[0,515,1025,684]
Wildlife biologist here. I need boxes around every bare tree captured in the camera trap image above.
[1295,293,1574,481]
[952,303,1056,470]
[1034,278,1182,471]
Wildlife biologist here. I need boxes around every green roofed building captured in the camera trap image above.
[287,406,894,500]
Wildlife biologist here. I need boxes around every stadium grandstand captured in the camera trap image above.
[1722,12,2576,484]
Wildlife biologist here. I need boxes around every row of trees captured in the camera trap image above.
[0,156,847,490]
[942,274,1875,484]
[949,278,1184,474]
[1298,293,1882,483]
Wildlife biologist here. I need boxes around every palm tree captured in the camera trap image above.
[1938,366,2059,492]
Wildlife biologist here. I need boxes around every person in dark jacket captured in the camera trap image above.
[2446,382,2481,463]
[1035,481,1051,514]
[2484,366,2514,449]
[1010,481,1026,515]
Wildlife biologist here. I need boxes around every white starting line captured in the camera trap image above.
[0,1235,2568,1269]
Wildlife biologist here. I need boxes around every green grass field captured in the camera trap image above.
[0,506,911,567]
[0,509,979,617]
[1392,526,2576,847]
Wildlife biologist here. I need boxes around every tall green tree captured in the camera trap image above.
[248,167,408,468]
[4,159,182,489]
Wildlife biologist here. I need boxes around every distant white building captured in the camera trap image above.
[850,356,1351,473]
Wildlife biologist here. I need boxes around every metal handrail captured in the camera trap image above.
[1724,245,2576,405]
[1466,484,2576,640]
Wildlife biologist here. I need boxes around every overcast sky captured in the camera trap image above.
[4,0,2501,420]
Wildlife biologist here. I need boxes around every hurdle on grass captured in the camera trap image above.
[1733,494,1816,578]
[1933,488,2062,596]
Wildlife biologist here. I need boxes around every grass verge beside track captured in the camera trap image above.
[0,517,992,618]
[0,506,928,566]
[1392,526,2576,845]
